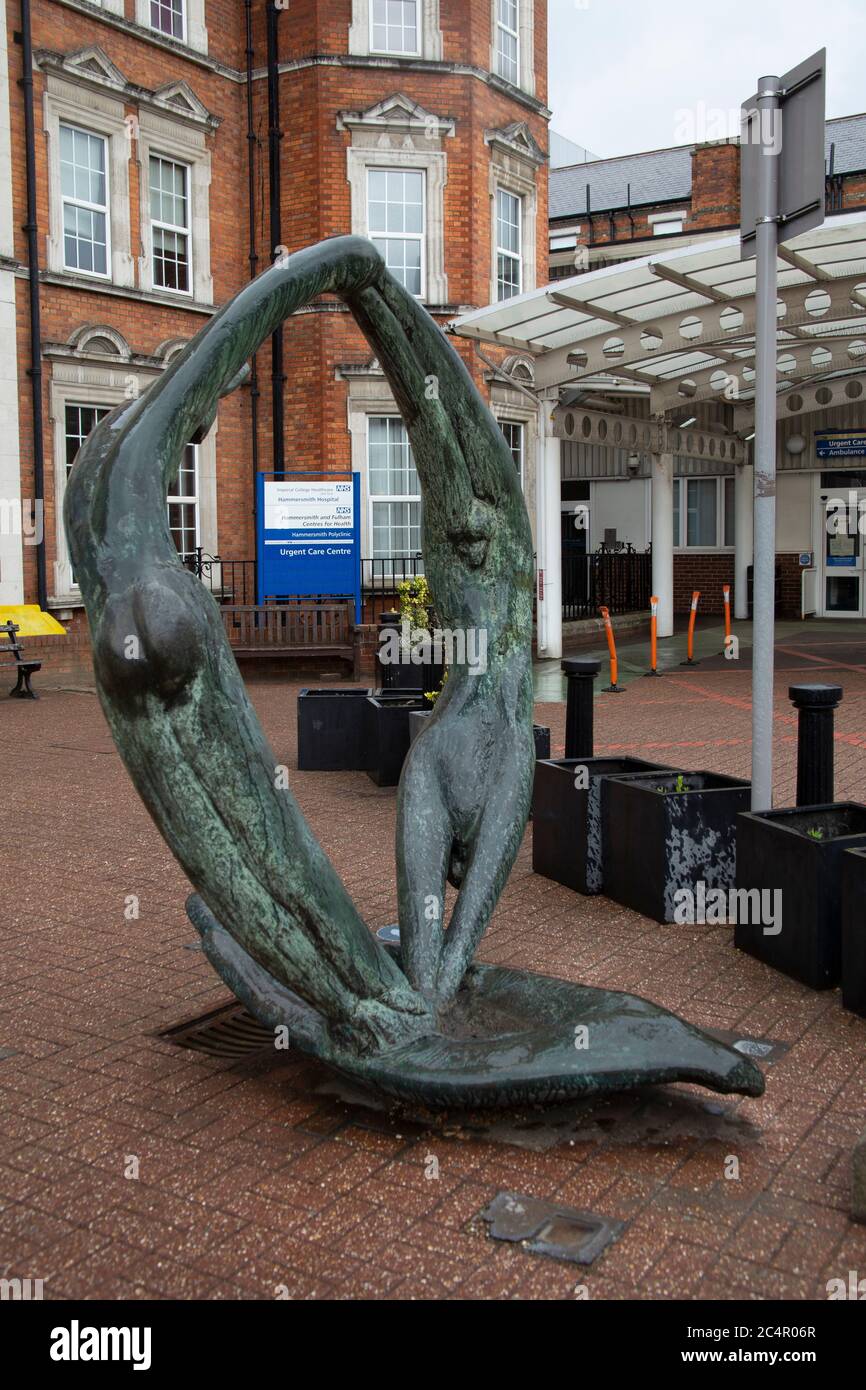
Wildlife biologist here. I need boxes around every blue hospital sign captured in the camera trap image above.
[256,473,361,618]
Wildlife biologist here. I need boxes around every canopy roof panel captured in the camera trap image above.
[453,214,866,411]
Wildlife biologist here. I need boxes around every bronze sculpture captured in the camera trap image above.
[65,236,763,1107]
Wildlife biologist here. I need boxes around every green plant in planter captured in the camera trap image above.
[424,669,448,706]
[656,773,689,795]
[806,826,824,841]
[396,576,435,648]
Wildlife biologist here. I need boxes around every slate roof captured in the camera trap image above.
[550,112,866,221]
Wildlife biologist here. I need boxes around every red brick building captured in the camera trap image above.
[1,0,549,632]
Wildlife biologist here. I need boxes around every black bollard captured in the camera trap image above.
[788,683,843,808]
[562,658,601,759]
[377,610,402,690]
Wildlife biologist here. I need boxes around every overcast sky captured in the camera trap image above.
[548,0,865,159]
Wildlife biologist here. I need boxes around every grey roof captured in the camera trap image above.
[550,145,693,219]
[550,113,866,220]
[826,113,866,175]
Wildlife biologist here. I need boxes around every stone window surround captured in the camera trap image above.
[490,0,535,98]
[339,96,454,306]
[345,372,419,560]
[489,389,537,538]
[49,359,218,606]
[349,0,442,61]
[487,151,539,307]
[137,108,213,303]
[345,365,537,551]
[135,0,208,56]
[43,76,134,288]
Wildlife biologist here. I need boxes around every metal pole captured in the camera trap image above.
[750,75,781,812]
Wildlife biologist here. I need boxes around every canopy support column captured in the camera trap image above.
[734,460,754,621]
[651,450,674,638]
[536,397,562,659]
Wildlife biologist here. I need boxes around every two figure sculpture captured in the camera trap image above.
[65,237,763,1108]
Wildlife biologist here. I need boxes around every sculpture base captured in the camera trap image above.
[188,897,764,1110]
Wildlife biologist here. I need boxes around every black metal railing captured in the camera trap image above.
[361,554,424,624]
[181,550,426,623]
[182,551,258,606]
[562,544,652,621]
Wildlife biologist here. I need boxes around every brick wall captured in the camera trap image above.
[673,551,802,619]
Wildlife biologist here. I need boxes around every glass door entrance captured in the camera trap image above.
[823,492,865,616]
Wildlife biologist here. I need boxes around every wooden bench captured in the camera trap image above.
[0,621,41,699]
[220,602,359,678]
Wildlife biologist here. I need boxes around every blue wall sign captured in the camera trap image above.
[256,472,362,621]
[815,430,866,459]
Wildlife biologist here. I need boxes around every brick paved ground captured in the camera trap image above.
[2,621,866,1300]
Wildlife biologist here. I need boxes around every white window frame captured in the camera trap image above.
[350,0,442,59]
[135,0,207,54]
[149,0,186,43]
[490,0,535,96]
[495,0,520,86]
[149,152,193,297]
[58,122,111,280]
[500,419,525,487]
[366,167,426,299]
[137,108,212,303]
[649,209,686,237]
[673,476,735,550]
[167,443,201,559]
[43,77,134,287]
[366,415,422,566]
[369,0,421,56]
[495,186,522,301]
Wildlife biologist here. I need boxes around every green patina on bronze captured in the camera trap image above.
[65,236,763,1106]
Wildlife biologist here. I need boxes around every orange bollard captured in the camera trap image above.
[599,606,623,692]
[644,595,662,677]
[680,590,701,666]
[722,583,732,654]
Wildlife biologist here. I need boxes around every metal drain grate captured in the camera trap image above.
[159,1002,275,1060]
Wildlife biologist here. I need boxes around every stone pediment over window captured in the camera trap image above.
[152,82,216,130]
[337,93,455,150]
[37,45,129,94]
[484,121,547,168]
[35,48,219,130]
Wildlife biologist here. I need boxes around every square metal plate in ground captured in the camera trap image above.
[706,1029,790,1064]
[481,1192,623,1266]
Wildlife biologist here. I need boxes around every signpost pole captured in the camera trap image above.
[750,75,781,812]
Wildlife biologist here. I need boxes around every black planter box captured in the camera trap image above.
[377,651,445,694]
[533,757,678,895]
[842,847,866,1017]
[297,688,373,771]
[365,694,428,786]
[604,770,752,923]
[736,803,866,990]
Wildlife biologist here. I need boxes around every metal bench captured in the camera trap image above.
[0,621,41,698]
[220,601,359,678]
